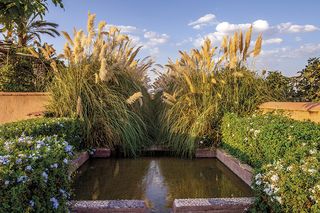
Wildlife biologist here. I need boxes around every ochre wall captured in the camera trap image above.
[259,102,320,123]
[0,93,319,124]
[0,92,50,124]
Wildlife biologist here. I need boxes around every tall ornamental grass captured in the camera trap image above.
[156,27,273,157]
[46,14,152,155]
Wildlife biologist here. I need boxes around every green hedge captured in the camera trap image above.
[0,118,83,150]
[221,113,320,212]
[0,118,82,212]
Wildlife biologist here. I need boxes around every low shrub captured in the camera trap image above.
[221,113,320,212]
[0,117,83,150]
[0,118,83,212]
[0,134,74,212]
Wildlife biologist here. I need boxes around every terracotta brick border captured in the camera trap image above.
[195,148,216,158]
[173,197,254,213]
[92,148,111,158]
[216,149,253,186]
[69,152,89,175]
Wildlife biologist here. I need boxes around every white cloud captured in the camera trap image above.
[260,43,320,59]
[176,37,193,46]
[215,19,269,34]
[263,38,283,45]
[106,24,137,33]
[193,32,225,47]
[144,31,169,46]
[188,14,217,29]
[277,22,318,33]
[252,20,270,32]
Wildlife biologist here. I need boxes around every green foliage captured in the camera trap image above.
[0,55,53,92]
[296,57,320,102]
[265,71,295,101]
[221,113,320,212]
[47,14,152,156]
[0,117,83,149]
[0,117,79,212]
[157,33,272,157]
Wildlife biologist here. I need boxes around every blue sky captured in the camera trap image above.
[44,0,320,78]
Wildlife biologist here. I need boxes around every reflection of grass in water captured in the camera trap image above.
[73,158,150,200]
[158,158,252,205]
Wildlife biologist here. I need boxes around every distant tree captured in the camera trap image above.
[265,71,295,101]
[16,13,60,46]
[296,58,320,102]
[0,0,63,45]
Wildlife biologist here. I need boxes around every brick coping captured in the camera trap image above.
[0,92,50,96]
[259,101,320,112]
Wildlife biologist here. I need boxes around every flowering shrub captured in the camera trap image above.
[0,118,83,212]
[0,117,83,149]
[221,113,320,212]
[0,134,74,212]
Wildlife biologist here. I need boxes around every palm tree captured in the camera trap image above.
[16,13,60,46]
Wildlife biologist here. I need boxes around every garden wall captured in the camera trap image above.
[0,92,50,124]
[1,93,319,124]
[259,101,320,123]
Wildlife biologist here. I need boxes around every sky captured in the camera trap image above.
[43,0,320,79]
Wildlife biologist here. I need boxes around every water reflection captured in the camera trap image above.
[72,157,253,213]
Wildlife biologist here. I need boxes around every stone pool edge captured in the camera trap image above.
[69,148,255,213]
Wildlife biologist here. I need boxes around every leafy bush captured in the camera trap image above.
[0,117,83,150]
[221,113,320,212]
[0,134,74,212]
[0,52,53,92]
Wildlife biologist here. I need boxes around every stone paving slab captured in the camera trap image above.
[70,200,147,213]
[173,197,254,213]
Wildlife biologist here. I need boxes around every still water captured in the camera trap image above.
[72,157,253,212]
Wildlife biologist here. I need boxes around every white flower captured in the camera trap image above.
[271,174,279,182]
[263,187,272,196]
[255,173,262,180]
[16,158,22,164]
[309,149,317,155]
[50,197,59,209]
[256,180,262,186]
[287,165,293,171]
[25,165,33,171]
[4,180,10,185]
[308,169,317,174]
[17,175,28,183]
[50,163,58,169]
[64,144,73,153]
[63,158,68,164]
[275,196,282,204]
[42,172,48,182]
[0,155,10,165]
[254,129,260,136]
[29,200,35,207]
